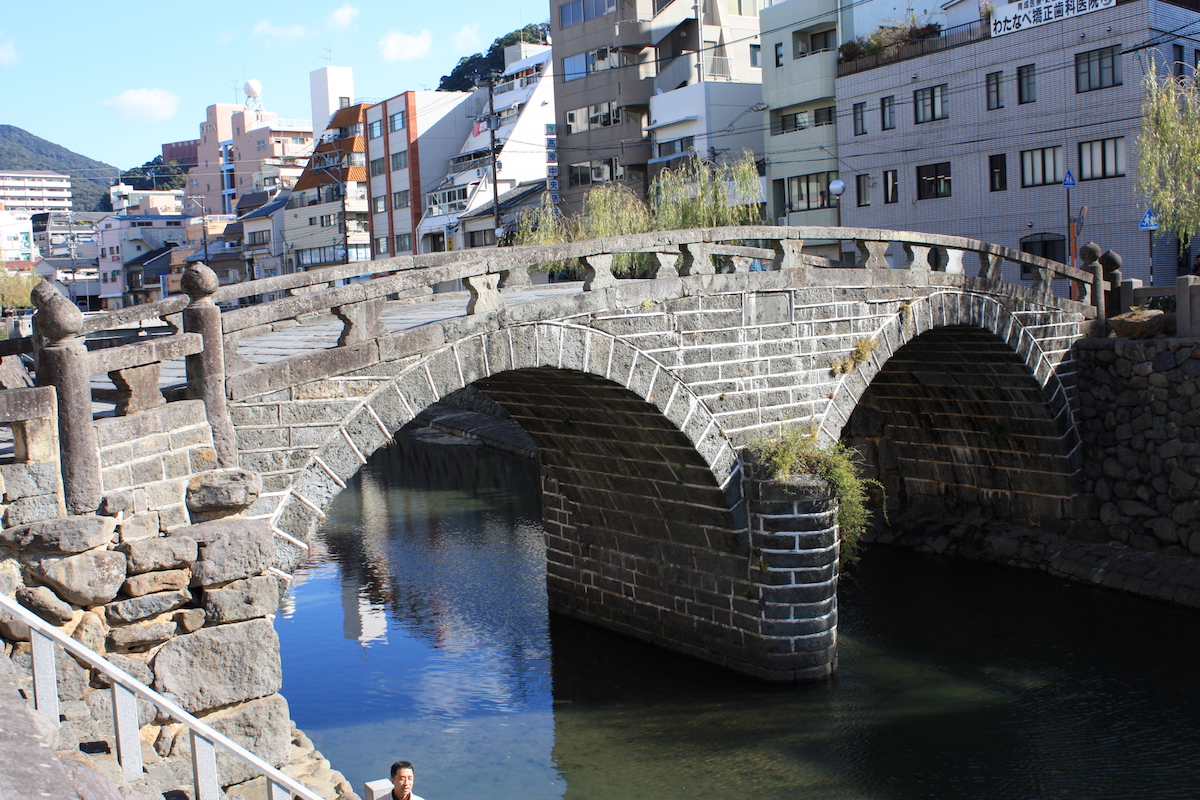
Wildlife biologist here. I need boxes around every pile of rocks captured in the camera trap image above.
[0,508,355,799]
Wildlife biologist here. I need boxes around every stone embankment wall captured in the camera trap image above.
[0,400,357,800]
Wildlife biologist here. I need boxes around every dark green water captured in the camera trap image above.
[276,430,1200,799]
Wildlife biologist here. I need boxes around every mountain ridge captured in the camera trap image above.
[0,125,120,212]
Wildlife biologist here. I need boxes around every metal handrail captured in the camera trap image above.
[0,592,322,800]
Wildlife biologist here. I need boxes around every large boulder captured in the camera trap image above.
[116,536,197,575]
[176,520,274,587]
[104,588,192,625]
[0,515,114,554]
[196,693,292,787]
[26,549,126,606]
[202,576,279,624]
[152,618,281,713]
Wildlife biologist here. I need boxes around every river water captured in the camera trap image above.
[276,428,1200,799]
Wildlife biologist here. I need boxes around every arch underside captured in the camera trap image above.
[846,326,1083,527]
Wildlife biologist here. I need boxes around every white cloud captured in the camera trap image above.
[453,24,481,52]
[379,29,432,61]
[252,20,307,41]
[329,4,359,30]
[102,89,181,123]
[216,29,235,44]
[0,32,19,66]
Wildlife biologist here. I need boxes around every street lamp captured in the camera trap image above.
[828,179,846,264]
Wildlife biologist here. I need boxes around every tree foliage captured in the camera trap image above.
[1139,60,1200,245]
[119,156,188,192]
[0,270,41,308]
[514,150,763,276]
[438,24,550,91]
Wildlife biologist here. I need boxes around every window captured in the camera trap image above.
[565,102,621,134]
[1020,233,1066,277]
[425,186,471,215]
[368,120,383,138]
[987,71,1004,110]
[916,162,951,199]
[1020,146,1063,187]
[657,136,695,158]
[248,230,271,245]
[856,174,871,207]
[391,151,409,171]
[750,44,761,68]
[256,139,267,151]
[392,190,410,208]
[308,217,318,226]
[785,171,839,211]
[559,0,617,28]
[1017,64,1036,103]
[1079,137,1125,180]
[989,154,1007,191]
[1076,45,1122,92]
[563,48,621,80]
[567,158,623,187]
[320,214,337,227]
[914,85,947,123]
[369,158,386,177]
[813,106,835,126]
[1175,44,1186,79]
[395,233,412,252]
[810,29,836,53]
[775,42,784,67]
[468,229,496,247]
[389,112,406,132]
[853,102,866,135]
[372,196,386,213]
[776,110,809,133]
[880,96,895,130]
[728,0,768,15]
[375,237,389,254]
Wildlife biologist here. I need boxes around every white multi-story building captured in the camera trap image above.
[94,214,190,308]
[413,43,557,253]
[0,205,36,262]
[0,170,72,213]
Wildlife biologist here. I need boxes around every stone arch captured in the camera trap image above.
[823,289,1083,526]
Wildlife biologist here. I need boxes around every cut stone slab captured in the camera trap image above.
[26,549,127,606]
[105,588,192,625]
[202,575,279,624]
[117,536,197,575]
[186,469,263,512]
[107,620,177,651]
[152,617,281,713]
[122,568,190,597]
[0,515,116,554]
[177,519,274,587]
[197,693,291,786]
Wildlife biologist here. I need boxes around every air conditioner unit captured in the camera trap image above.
[777,217,788,226]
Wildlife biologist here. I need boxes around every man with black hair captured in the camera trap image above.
[390,761,425,800]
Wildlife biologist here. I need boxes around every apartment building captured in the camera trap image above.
[0,170,72,213]
[551,0,771,213]
[412,43,556,254]
[281,104,371,271]
[364,91,475,257]
[188,101,313,217]
[0,206,35,262]
[110,184,185,215]
[835,0,1196,285]
[94,214,190,308]
[30,211,105,260]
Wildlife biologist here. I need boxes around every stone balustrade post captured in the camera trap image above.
[1078,242,1105,333]
[1177,275,1200,337]
[183,264,237,468]
[31,281,100,514]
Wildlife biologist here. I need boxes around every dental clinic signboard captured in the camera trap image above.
[990,0,1116,36]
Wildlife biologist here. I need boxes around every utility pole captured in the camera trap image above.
[482,73,502,244]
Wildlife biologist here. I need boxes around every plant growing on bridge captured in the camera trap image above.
[830,337,878,375]
[750,424,881,563]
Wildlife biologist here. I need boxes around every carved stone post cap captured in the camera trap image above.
[31,279,83,340]
[1099,249,1123,273]
[1079,242,1103,264]
[182,263,219,299]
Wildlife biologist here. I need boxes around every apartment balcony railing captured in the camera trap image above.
[837,19,989,77]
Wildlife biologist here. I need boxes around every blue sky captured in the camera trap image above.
[0,0,552,172]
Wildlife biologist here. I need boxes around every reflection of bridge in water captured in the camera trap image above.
[15,225,1108,681]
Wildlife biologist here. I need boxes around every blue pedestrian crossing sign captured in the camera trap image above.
[1139,208,1160,231]
[1062,170,1076,188]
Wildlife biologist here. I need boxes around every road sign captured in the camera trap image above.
[1062,170,1076,188]
[1139,208,1159,231]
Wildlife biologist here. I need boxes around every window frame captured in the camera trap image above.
[1076,45,1122,93]
[1017,64,1036,104]
[369,157,386,177]
[913,84,948,123]
[1078,137,1125,180]
[1020,145,1063,187]
[880,95,895,130]
[915,162,952,200]
[855,174,871,207]
[883,169,899,204]
[367,120,383,139]
[989,153,1007,191]
[986,71,1004,110]
[853,102,867,135]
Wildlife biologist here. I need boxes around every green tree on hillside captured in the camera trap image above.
[119,156,188,192]
[438,24,550,91]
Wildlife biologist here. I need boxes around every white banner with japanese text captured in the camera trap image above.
[990,0,1116,37]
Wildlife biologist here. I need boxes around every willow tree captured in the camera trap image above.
[515,149,763,276]
[1139,60,1200,246]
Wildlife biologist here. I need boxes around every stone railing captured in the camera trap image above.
[8,227,1104,510]
[0,592,323,800]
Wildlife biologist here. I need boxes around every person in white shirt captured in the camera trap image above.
[390,761,425,800]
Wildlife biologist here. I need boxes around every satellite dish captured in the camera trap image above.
[244,79,263,99]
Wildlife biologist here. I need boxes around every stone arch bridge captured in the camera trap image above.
[6,226,1107,682]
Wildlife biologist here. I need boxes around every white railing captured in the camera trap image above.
[0,593,323,800]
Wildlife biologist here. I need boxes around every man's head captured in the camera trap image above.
[391,761,415,798]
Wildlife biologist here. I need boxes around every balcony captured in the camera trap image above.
[837,19,989,77]
[616,138,652,166]
[613,19,652,51]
